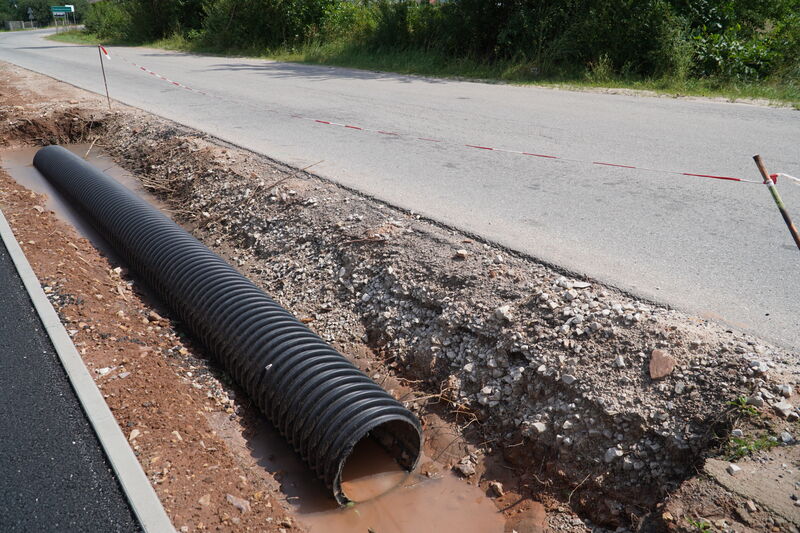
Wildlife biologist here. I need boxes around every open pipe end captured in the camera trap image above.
[332,417,423,505]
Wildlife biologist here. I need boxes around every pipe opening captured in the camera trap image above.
[337,419,422,503]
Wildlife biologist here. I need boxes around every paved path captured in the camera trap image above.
[1,29,797,348]
[0,237,140,532]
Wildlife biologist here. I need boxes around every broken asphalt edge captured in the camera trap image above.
[0,207,175,533]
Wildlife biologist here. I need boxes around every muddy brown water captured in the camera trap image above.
[0,144,169,254]
[1,144,506,533]
[308,454,504,533]
[208,410,504,533]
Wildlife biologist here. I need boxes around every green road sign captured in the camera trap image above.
[50,6,71,13]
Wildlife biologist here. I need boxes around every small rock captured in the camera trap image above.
[746,395,765,407]
[649,349,676,380]
[561,374,577,385]
[198,494,211,507]
[563,289,578,302]
[279,517,293,528]
[226,493,251,513]
[573,281,591,289]
[727,463,742,476]
[454,459,476,477]
[488,481,504,497]
[745,500,757,513]
[128,429,140,442]
[731,429,744,438]
[613,355,626,369]
[750,360,769,374]
[780,431,794,444]
[779,384,794,398]
[171,430,183,442]
[118,372,131,379]
[494,305,513,322]
[773,400,795,418]
[604,447,623,463]
[454,249,469,260]
[530,422,547,435]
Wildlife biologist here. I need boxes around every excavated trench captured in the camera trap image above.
[0,142,506,533]
[1,105,791,532]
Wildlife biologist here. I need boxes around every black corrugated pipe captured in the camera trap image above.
[34,145,422,504]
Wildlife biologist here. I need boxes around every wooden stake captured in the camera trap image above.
[753,154,800,251]
[98,46,111,111]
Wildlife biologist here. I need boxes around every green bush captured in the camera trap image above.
[79,0,800,87]
[84,1,132,42]
[766,11,800,80]
[321,2,374,42]
[202,0,335,51]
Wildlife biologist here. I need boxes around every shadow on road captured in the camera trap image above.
[204,60,448,84]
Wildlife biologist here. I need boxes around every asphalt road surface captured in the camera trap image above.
[1,29,798,348]
[0,238,140,531]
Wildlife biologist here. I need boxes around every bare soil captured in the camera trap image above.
[1,60,799,533]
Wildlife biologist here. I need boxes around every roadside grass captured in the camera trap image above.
[47,30,102,45]
[278,42,800,106]
[687,518,713,532]
[724,434,779,461]
[47,29,132,46]
[48,30,800,107]
[726,396,760,417]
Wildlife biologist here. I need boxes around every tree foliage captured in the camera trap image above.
[0,0,89,26]
[83,0,799,82]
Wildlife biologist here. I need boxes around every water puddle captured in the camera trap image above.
[207,410,505,533]
[0,144,169,254]
[302,464,505,533]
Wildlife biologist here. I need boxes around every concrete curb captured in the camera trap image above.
[0,208,175,533]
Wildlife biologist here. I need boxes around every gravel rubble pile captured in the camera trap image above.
[97,116,800,525]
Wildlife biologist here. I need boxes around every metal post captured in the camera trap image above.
[753,154,800,251]
[98,46,112,111]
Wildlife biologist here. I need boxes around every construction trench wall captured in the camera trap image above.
[4,102,799,529]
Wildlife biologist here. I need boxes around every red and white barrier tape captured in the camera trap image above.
[777,173,800,185]
[101,46,797,187]
[295,117,769,184]
[101,47,209,95]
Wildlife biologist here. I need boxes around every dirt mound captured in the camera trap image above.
[2,106,105,146]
